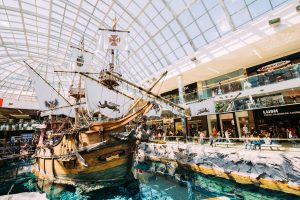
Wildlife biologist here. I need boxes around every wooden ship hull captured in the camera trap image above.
[33,103,152,188]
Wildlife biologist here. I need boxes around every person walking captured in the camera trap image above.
[225,129,231,143]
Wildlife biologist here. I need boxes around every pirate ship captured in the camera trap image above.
[26,19,184,189]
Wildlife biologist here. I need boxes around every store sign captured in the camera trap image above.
[197,108,209,115]
[189,99,214,116]
[257,60,290,73]
[263,109,278,116]
[254,104,300,117]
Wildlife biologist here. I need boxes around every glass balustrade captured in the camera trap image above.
[164,63,300,104]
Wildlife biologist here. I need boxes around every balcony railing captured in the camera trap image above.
[164,63,300,104]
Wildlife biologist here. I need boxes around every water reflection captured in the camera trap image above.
[0,160,299,200]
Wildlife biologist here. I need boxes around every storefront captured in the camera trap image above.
[234,110,255,137]
[219,113,238,137]
[207,114,219,136]
[187,116,208,136]
[146,119,163,131]
[162,118,174,134]
[252,104,300,138]
[174,118,187,135]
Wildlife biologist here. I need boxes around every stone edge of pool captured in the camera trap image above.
[137,143,300,196]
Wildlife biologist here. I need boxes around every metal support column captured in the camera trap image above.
[177,75,187,143]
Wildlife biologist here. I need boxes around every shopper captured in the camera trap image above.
[200,130,205,145]
[288,128,298,147]
[244,134,253,150]
[225,129,231,143]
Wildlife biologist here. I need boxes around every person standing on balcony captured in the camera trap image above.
[217,82,223,95]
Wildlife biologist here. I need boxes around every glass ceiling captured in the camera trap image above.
[0,0,291,102]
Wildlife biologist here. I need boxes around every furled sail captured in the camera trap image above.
[84,78,133,118]
[26,65,75,117]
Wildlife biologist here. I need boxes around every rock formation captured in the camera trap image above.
[137,143,300,196]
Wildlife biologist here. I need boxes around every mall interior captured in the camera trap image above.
[0,0,300,199]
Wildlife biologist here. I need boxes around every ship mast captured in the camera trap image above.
[69,37,89,128]
[99,17,128,89]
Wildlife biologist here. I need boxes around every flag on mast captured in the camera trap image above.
[98,30,129,51]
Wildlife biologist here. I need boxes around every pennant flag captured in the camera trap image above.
[0,98,3,107]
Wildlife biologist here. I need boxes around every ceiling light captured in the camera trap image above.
[268,17,281,27]
[207,67,220,74]
[253,49,263,59]
[190,57,197,62]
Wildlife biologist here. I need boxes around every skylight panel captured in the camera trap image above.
[186,22,200,39]
[224,0,246,15]
[119,0,131,8]
[145,4,157,19]
[154,48,163,59]
[153,14,166,29]
[204,27,219,43]
[37,6,49,17]
[189,1,205,19]
[193,34,206,49]
[196,14,214,32]
[147,40,156,50]
[65,9,77,21]
[178,10,193,27]
[247,0,272,19]
[169,0,185,15]
[160,8,173,23]
[93,8,105,21]
[3,0,19,8]
[21,2,36,13]
[152,0,164,12]
[154,33,165,45]
[51,12,64,21]
[63,16,74,26]
[143,45,151,54]
[245,0,256,4]
[167,36,180,50]
[202,0,218,10]
[7,15,22,23]
[166,52,176,62]
[146,22,159,35]
[139,13,150,26]
[160,42,172,55]
[182,43,194,55]
[209,5,226,25]
[174,47,186,58]
[216,20,231,36]
[231,8,251,27]
[176,31,188,44]
[127,2,140,16]
[270,0,290,8]
[169,20,180,34]
[147,53,157,64]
